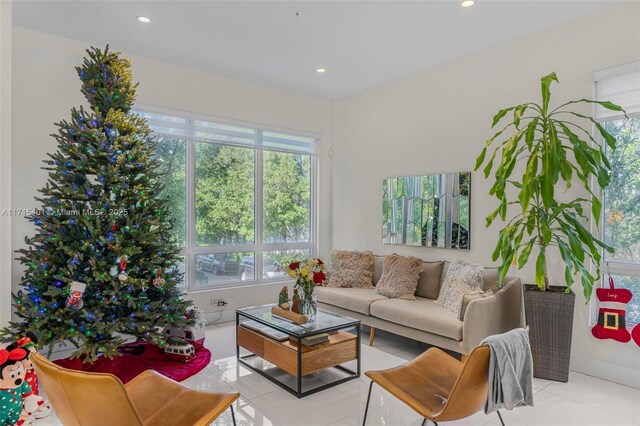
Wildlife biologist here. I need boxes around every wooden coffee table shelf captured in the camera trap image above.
[236,304,361,398]
[237,325,358,377]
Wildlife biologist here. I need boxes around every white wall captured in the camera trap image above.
[332,2,640,388]
[0,0,12,329]
[11,27,332,324]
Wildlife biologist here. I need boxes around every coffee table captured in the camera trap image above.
[236,304,361,398]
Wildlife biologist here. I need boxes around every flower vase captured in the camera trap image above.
[302,293,317,320]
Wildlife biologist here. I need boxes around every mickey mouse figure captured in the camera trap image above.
[0,347,30,426]
[6,334,51,423]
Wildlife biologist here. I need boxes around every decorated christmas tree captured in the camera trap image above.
[1,46,192,361]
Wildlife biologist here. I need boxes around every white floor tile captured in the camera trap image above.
[213,397,277,426]
[502,389,639,426]
[249,389,363,426]
[215,360,283,400]
[404,410,517,426]
[180,365,237,393]
[334,378,422,425]
[330,405,400,426]
[543,372,640,422]
[531,377,554,391]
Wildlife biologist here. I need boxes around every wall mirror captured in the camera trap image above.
[382,172,471,249]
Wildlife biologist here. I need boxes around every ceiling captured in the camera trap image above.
[13,1,617,100]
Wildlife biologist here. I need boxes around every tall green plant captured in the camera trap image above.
[475,72,625,300]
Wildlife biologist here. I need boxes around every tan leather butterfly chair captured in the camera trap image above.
[363,345,504,426]
[31,352,240,426]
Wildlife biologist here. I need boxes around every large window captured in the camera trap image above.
[139,107,317,290]
[596,63,640,324]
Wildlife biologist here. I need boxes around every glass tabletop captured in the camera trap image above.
[237,303,360,337]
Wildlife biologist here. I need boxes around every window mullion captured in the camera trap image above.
[186,127,196,291]
[312,151,318,257]
[256,130,264,282]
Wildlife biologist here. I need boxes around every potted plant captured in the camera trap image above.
[475,72,624,382]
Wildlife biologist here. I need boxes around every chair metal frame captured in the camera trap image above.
[362,346,506,426]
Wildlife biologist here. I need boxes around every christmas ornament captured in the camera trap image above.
[139,287,149,304]
[152,270,165,289]
[66,281,87,309]
[118,259,128,282]
[109,265,118,277]
[591,276,632,343]
[111,223,119,232]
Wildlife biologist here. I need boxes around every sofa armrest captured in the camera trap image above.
[461,278,523,353]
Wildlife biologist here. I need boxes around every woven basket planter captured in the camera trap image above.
[523,284,575,382]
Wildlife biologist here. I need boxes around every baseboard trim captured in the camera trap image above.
[571,354,640,389]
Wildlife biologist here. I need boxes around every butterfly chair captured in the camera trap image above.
[363,345,505,426]
[31,352,240,426]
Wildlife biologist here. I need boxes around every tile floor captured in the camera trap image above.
[38,322,640,426]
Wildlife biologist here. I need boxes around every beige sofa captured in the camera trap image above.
[316,256,523,356]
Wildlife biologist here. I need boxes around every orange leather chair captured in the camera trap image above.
[363,345,504,426]
[31,352,240,426]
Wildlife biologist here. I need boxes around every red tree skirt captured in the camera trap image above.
[54,341,211,384]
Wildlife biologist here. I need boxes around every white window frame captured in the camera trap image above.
[592,63,640,325]
[136,104,319,291]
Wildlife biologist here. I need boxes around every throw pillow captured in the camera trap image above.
[458,290,493,321]
[415,261,445,299]
[326,250,375,288]
[375,254,423,300]
[435,259,484,317]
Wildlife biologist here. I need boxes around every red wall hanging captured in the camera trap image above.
[591,277,632,343]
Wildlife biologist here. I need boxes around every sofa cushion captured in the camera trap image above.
[370,298,463,340]
[373,255,384,284]
[316,287,388,315]
[441,262,501,293]
[415,261,445,299]
[326,250,375,289]
[436,259,484,317]
[375,254,423,300]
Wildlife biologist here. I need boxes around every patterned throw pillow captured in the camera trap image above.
[326,250,375,288]
[435,259,485,317]
[375,254,423,300]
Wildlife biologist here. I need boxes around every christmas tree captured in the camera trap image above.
[2,46,192,361]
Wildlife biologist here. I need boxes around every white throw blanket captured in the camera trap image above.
[481,328,534,414]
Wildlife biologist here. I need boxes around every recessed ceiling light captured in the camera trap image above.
[136,15,151,23]
[316,68,326,74]
[461,0,475,7]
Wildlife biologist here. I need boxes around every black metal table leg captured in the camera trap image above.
[236,311,240,360]
[297,335,303,397]
[356,323,361,377]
